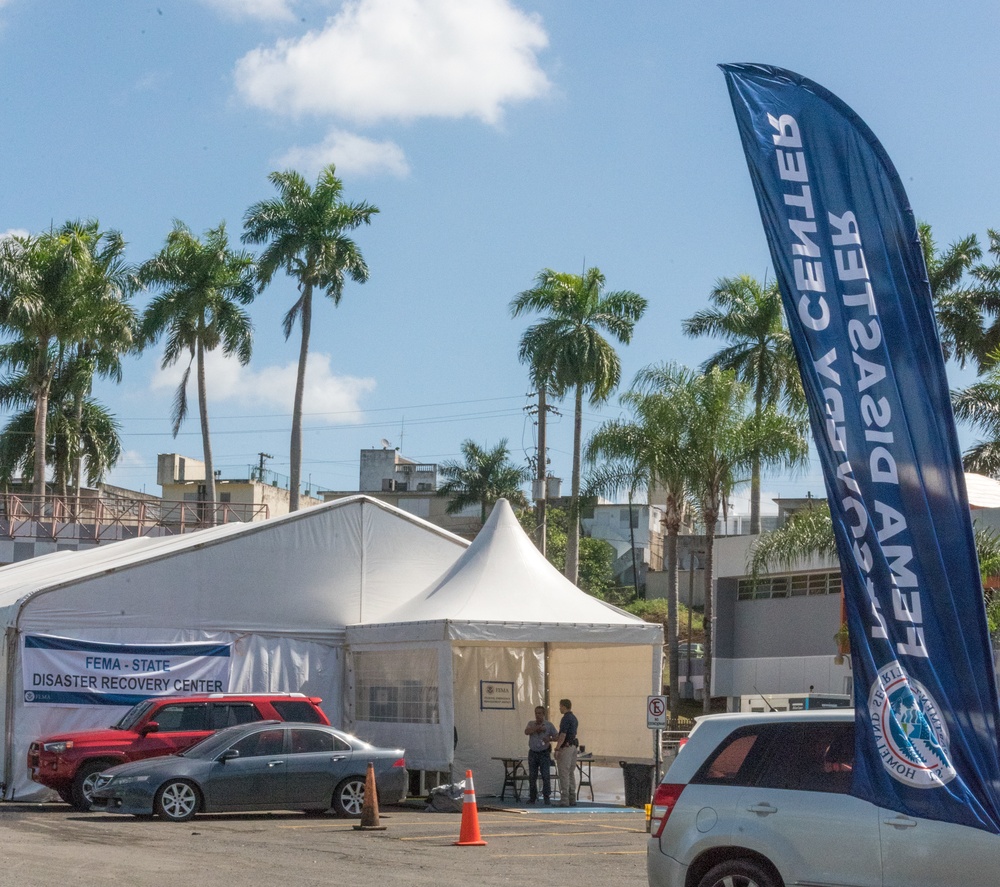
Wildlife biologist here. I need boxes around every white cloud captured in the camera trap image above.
[151,350,376,420]
[201,0,298,22]
[1,228,29,239]
[277,129,409,178]
[234,0,550,125]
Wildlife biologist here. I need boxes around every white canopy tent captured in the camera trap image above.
[0,496,468,799]
[345,499,664,796]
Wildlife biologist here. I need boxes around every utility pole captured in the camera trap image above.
[535,385,548,557]
[257,452,272,483]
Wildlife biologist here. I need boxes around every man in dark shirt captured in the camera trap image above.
[554,698,579,806]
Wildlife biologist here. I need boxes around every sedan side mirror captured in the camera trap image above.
[139,721,160,736]
[219,749,240,763]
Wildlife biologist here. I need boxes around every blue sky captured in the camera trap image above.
[2,1,998,510]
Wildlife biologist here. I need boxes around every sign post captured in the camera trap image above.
[648,695,667,785]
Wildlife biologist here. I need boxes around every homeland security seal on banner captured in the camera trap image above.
[869,661,956,788]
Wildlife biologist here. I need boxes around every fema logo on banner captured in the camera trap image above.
[868,661,956,788]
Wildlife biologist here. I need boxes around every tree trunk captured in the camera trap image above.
[197,338,216,526]
[563,384,583,585]
[702,503,718,714]
[289,285,312,513]
[665,502,680,721]
[628,493,638,599]
[72,388,85,516]
[535,385,547,556]
[749,380,765,534]
[33,382,48,504]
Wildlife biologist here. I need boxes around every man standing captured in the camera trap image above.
[524,705,557,804]
[554,698,579,806]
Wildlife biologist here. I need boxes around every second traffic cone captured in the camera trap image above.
[353,761,387,831]
[453,769,487,846]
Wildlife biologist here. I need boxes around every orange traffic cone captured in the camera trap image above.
[353,761,387,831]
[453,769,487,846]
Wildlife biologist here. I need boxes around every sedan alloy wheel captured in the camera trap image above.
[333,776,366,817]
[155,780,200,822]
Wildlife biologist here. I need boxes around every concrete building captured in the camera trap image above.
[359,447,438,493]
[321,448,483,538]
[157,454,321,521]
[581,502,665,590]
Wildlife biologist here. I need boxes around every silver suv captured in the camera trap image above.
[647,709,999,887]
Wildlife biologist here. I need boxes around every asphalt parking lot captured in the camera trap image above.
[0,802,649,887]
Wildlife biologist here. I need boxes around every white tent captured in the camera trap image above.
[345,499,663,796]
[0,496,468,799]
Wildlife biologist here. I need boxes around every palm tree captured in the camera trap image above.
[748,499,837,579]
[586,364,696,719]
[0,379,122,491]
[242,165,378,512]
[965,230,1000,371]
[918,222,985,368]
[0,225,95,498]
[683,274,805,534]
[584,444,647,599]
[677,366,808,712]
[510,267,646,584]
[437,438,530,525]
[629,364,702,718]
[952,362,1000,475]
[60,222,137,504]
[139,221,256,522]
[0,222,136,504]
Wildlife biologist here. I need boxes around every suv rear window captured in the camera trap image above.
[271,700,325,723]
[209,703,265,730]
[692,721,855,795]
[755,721,854,794]
[692,725,773,786]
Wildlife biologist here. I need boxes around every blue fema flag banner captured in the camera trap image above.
[722,63,1000,831]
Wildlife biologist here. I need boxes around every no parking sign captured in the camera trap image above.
[647,695,667,729]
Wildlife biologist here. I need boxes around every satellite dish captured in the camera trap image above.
[380,438,392,449]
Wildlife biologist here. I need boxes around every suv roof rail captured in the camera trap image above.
[205,692,306,699]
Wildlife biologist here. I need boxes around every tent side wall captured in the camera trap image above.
[452,643,546,796]
[345,641,456,773]
[548,644,658,761]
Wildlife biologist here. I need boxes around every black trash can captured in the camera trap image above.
[619,760,654,808]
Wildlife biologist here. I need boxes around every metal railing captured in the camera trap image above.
[0,494,270,541]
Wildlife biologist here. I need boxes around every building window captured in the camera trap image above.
[738,571,841,601]
[353,650,439,724]
[620,507,639,529]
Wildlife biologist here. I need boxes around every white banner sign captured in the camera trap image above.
[23,635,232,706]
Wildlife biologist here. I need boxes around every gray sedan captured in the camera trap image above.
[90,721,406,822]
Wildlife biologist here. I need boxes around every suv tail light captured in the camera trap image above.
[392,758,406,768]
[650,782,685,838]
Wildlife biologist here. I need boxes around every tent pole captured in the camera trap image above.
[3,627,18,798]
[543,642,550,712]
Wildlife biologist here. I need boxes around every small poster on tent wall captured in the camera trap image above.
[480,680,515,710]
